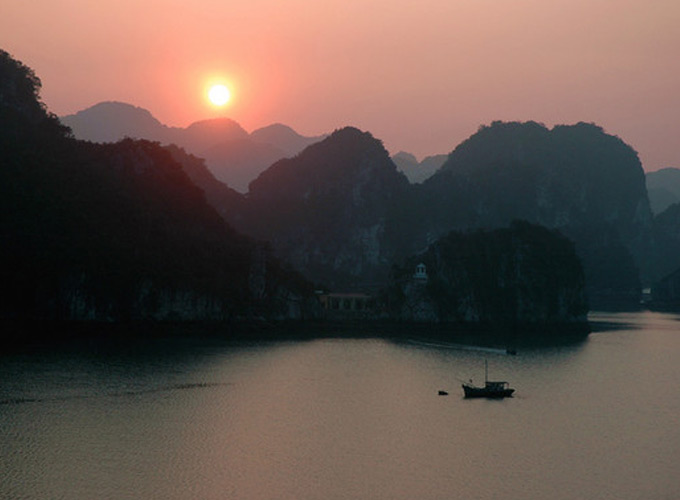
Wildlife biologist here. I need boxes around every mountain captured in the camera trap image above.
[391,152,419,176]
[212,120,652,306]
[250,123,326,157]
[649,202,680,284]
[201,138,287,192]
[60,101,176,143]
[646,167,680,215]
[53,80,658,309]
[421,154,448,176]
[392,151,446,183]
[163,144,246,222]
[200,125,325,192]
[225,127,412,290]
[179,117,249,153]
[412,121,652,306]
[388,221,588,329]
[60,102,324,193]
[1,49,314,325]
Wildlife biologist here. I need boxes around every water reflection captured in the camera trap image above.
[2,314,680,500]
[590,309,680,331]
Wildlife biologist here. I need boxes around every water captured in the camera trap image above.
[1,311,679,499]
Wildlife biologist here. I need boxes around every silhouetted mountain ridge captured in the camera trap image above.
[61,102,325,192]
[1,50,314,324]
[212,120,654,306]
[224,127,411,289]
[646,167,680,215]
[389,221,588,327]
[60,101,172,142]
[392,151,446,183]
[6,48,671,322]
[412,121,652,305]
[251,123,325,156]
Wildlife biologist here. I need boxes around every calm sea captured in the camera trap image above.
[1,311,679,500]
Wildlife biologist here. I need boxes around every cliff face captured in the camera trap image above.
[389,221,588,326]
[212,120,651,306]
[163,144,247,223]
[649,203,680,283]
[416,121,652,303]
[646,170,680,297]
[230,127,412,289]
[0,50,314,324]
[26,41,659,314]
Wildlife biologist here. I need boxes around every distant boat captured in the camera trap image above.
[462,360,514,398]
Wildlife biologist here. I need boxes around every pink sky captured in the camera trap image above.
[2,0,679,170]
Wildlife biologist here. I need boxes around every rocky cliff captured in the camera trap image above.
[211,120,652,307]
[227,127,412,290]
[0,50,316,324]
[416,121,652,305]
[388,221,588,327]
[649,202,680,284]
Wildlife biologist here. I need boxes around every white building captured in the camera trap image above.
[413,263,428,282]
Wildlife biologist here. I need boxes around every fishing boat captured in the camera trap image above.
[462,360,514,398]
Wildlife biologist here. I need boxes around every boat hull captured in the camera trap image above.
[462,384,514,398]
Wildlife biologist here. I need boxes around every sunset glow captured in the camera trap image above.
[208,84,231,107]
[2,3,680,499]
[3,0,680,170]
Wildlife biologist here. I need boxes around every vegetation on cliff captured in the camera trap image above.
[388,221,588,326]
[7,47,662,324]
[415,121,650,305]
[230,127,412,289]
[212,120,649,309]
[0,49,314,323]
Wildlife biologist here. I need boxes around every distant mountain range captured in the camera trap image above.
[414,121,653,305]
[53,101,680,307]
[214,120,657,306]
[391,151,447,184]
[61,102,451,190]
[60,102,326,192]
[646,167,680,215]
[233,127,413,289]
[2,52,315,323]
[10,47,680,324]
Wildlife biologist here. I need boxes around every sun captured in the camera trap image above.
[208,84,231,106]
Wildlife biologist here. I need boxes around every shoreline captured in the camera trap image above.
[1,317,590,352]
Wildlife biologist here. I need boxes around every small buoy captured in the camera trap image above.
[438,390,448,396]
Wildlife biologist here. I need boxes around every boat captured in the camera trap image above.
[462,360,514,398]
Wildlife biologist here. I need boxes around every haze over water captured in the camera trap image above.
[2,311,679,499]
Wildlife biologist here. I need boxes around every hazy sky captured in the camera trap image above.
[2,0,679,170]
